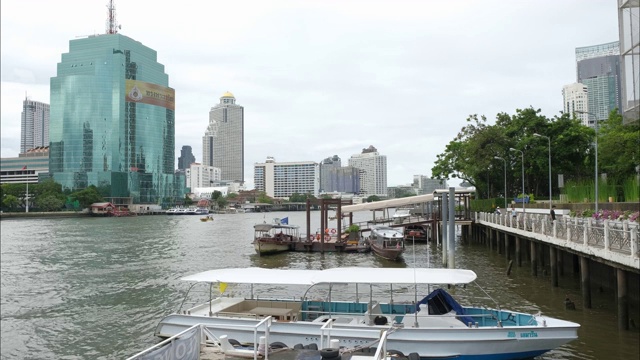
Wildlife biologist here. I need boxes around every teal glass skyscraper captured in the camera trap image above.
[49,33,176,204]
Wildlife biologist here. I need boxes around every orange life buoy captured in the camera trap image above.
[330,228,337,234]
[325,235,330,241]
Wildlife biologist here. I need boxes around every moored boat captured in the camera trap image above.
[154,267,580,360]
[253,219,301,255]
[369,225,404,261]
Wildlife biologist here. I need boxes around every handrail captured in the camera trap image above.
[127,323,202,360]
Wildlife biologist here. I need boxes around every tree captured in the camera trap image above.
[37,195,65,212]
[366,195,381,202]
[2,195,18,211]
[289,193,306,202]
[227,192,238,199]
[70,186,104,209]
[216,196,228,209]
[183,195,194,206]
[211,190,223,200]
[257,192,273,204]
[597,111,640,184]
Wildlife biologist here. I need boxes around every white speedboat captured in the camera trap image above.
[155,267,579,360]
[392,208,412,224]
[165,208,178,215]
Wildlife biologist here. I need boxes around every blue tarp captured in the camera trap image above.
[415,288,475,325]
[513,196,530,204]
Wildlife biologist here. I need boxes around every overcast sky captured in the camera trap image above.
[1,0,620,188]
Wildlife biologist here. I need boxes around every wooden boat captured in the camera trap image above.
[369,225,404,261]
[253,220,301,255]
[154,267,580,360]
[200,215,214,222]
[404,224,429,241]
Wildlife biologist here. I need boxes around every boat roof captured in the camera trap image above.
[180,267,477,285]
[254,223,299,231]
[371,226,403,237]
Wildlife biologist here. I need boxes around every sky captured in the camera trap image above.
[0,0,621,189]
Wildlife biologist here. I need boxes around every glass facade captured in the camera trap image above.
[49,34,177,204]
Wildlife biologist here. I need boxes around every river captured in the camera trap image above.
[0,212,638,359]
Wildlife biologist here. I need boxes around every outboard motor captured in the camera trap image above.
[374,315,388,325]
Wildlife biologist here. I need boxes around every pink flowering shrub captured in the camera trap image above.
[591,210,639,222]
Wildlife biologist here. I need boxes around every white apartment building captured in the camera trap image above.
[562,83,590,126]
[254,157,318,198]
[348,145,387,197]
[186,163,221,190]
[21,99,50,154]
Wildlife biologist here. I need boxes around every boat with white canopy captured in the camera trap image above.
[155,267,579,360]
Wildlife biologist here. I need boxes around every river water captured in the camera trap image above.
[1,212,638,359]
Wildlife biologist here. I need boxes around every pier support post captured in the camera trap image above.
[515,236,521,267]
[617,269,628,330]
[557,249,564,276]
[550,246,558,287]
[581,257,591,309]
[530,241,537,277]
[497,231,502,255]
[505,234,510,260]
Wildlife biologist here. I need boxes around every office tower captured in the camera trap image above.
[254,157,318,198]
[178,145,196,170]
[203,92,244,183]
[319,155,341,192]
[412,175,448,195]
[575,41,622,127]
[562,83,590,126]
[20,98,50,153]
[618,1,639,124]
[348,145,387,197]
[49,26,176,203]
[185,163,221,190]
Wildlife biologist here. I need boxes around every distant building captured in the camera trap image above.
[412,175,448,195]
[49,32,178,204]
[575,41,622,127]
[319,155,361,194]
[562,83,590,126]
[20,98,50,154]
[0,147,49,184]
[348,145,387,197]
[387,185,417,199]
[618,1,639,124]
[254,157,318,198]
[178,145,196,171]
[186,163,221,190]
[203,92,244,183]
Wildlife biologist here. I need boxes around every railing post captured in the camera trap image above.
[584,218,590,246]
[567,218,571,241]
[604,219,610,253]
[630,223,638,260]
[552,219,557,238]
[541,216,546,235]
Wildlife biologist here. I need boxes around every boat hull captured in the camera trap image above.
[155,314,577,360]
[370,243,403,261]
[253,240,291,255]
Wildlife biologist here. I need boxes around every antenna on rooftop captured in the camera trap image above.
[106,0,121,34]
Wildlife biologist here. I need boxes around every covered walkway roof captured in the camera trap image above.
[340,188,475,214]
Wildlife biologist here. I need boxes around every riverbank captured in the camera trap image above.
[0,211,88,219]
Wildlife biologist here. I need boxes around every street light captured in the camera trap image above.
[509,148,525,214]
[533,133,552,210]
[575,110,598,212]
[494,156,507,209]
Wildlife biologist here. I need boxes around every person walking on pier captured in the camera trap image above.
[550,205,556,222]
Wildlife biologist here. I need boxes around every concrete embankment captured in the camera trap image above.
[0,211,88,219]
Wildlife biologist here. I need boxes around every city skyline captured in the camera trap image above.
[1,0,621,188]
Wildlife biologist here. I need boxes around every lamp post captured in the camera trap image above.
[533,133,552,210]
[494,156,507,209]
[509,148,525,214]
[575,110,598,213]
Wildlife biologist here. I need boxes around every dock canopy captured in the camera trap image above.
[181,267,477,285]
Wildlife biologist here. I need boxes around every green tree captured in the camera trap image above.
[70,186,104,209]
[366,195,381,202]
[289,193,305,202]
[183,195,194,206]
[2,195,19,211]
[211,190,223,200]
[216,196,228,209]
[37,195,65,212]
[227,192,238,199]
[257,192,273,204]
[597,111,640,184]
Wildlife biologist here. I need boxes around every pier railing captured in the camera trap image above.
[476,212,639,270]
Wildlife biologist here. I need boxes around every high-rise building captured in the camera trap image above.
[618,1,639,124]
[412,175,448,195]
[185,163,221,190]
[575,41,622,126]
[178,145,196,170]
[254,157,318,198]
[319,155,341,192]
[348,145,387,197]
[203,92,244,183]
[20,98,50,153]
[562,83,590,126]
[49,31,177,204]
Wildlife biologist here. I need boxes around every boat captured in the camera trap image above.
[154,267,580,360]
[200,215,214,222]
[253,220,301,255]
[195,207,210,215]
[185,207,198,215]
[404,224,429,241]
[392,208,412,224]
[165,208,178,215]
[369,225,404,261]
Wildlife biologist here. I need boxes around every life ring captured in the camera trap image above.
[309,235,315,241]
[324,235,330,241]
[330,228,337,234]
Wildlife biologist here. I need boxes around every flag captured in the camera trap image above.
[21,165,27,170]
[219,282,228,294]
[280,217,288,225]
